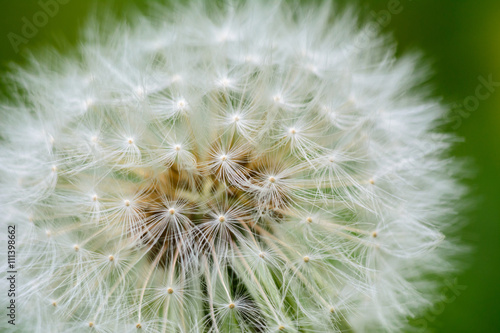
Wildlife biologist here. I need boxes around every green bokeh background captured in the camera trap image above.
[0,0,498,332]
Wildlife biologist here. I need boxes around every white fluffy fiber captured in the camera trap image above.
[0,1,466,332]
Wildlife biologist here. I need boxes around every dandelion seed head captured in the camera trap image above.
[0,1,467,332]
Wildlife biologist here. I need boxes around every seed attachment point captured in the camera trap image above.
[177,99,187,109]
[171,74,182,83]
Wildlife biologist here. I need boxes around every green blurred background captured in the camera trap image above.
[0,0,498,331]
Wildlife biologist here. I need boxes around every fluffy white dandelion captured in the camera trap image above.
[0,1,467,332]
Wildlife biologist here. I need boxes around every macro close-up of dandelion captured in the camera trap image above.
[2,0,485,332]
